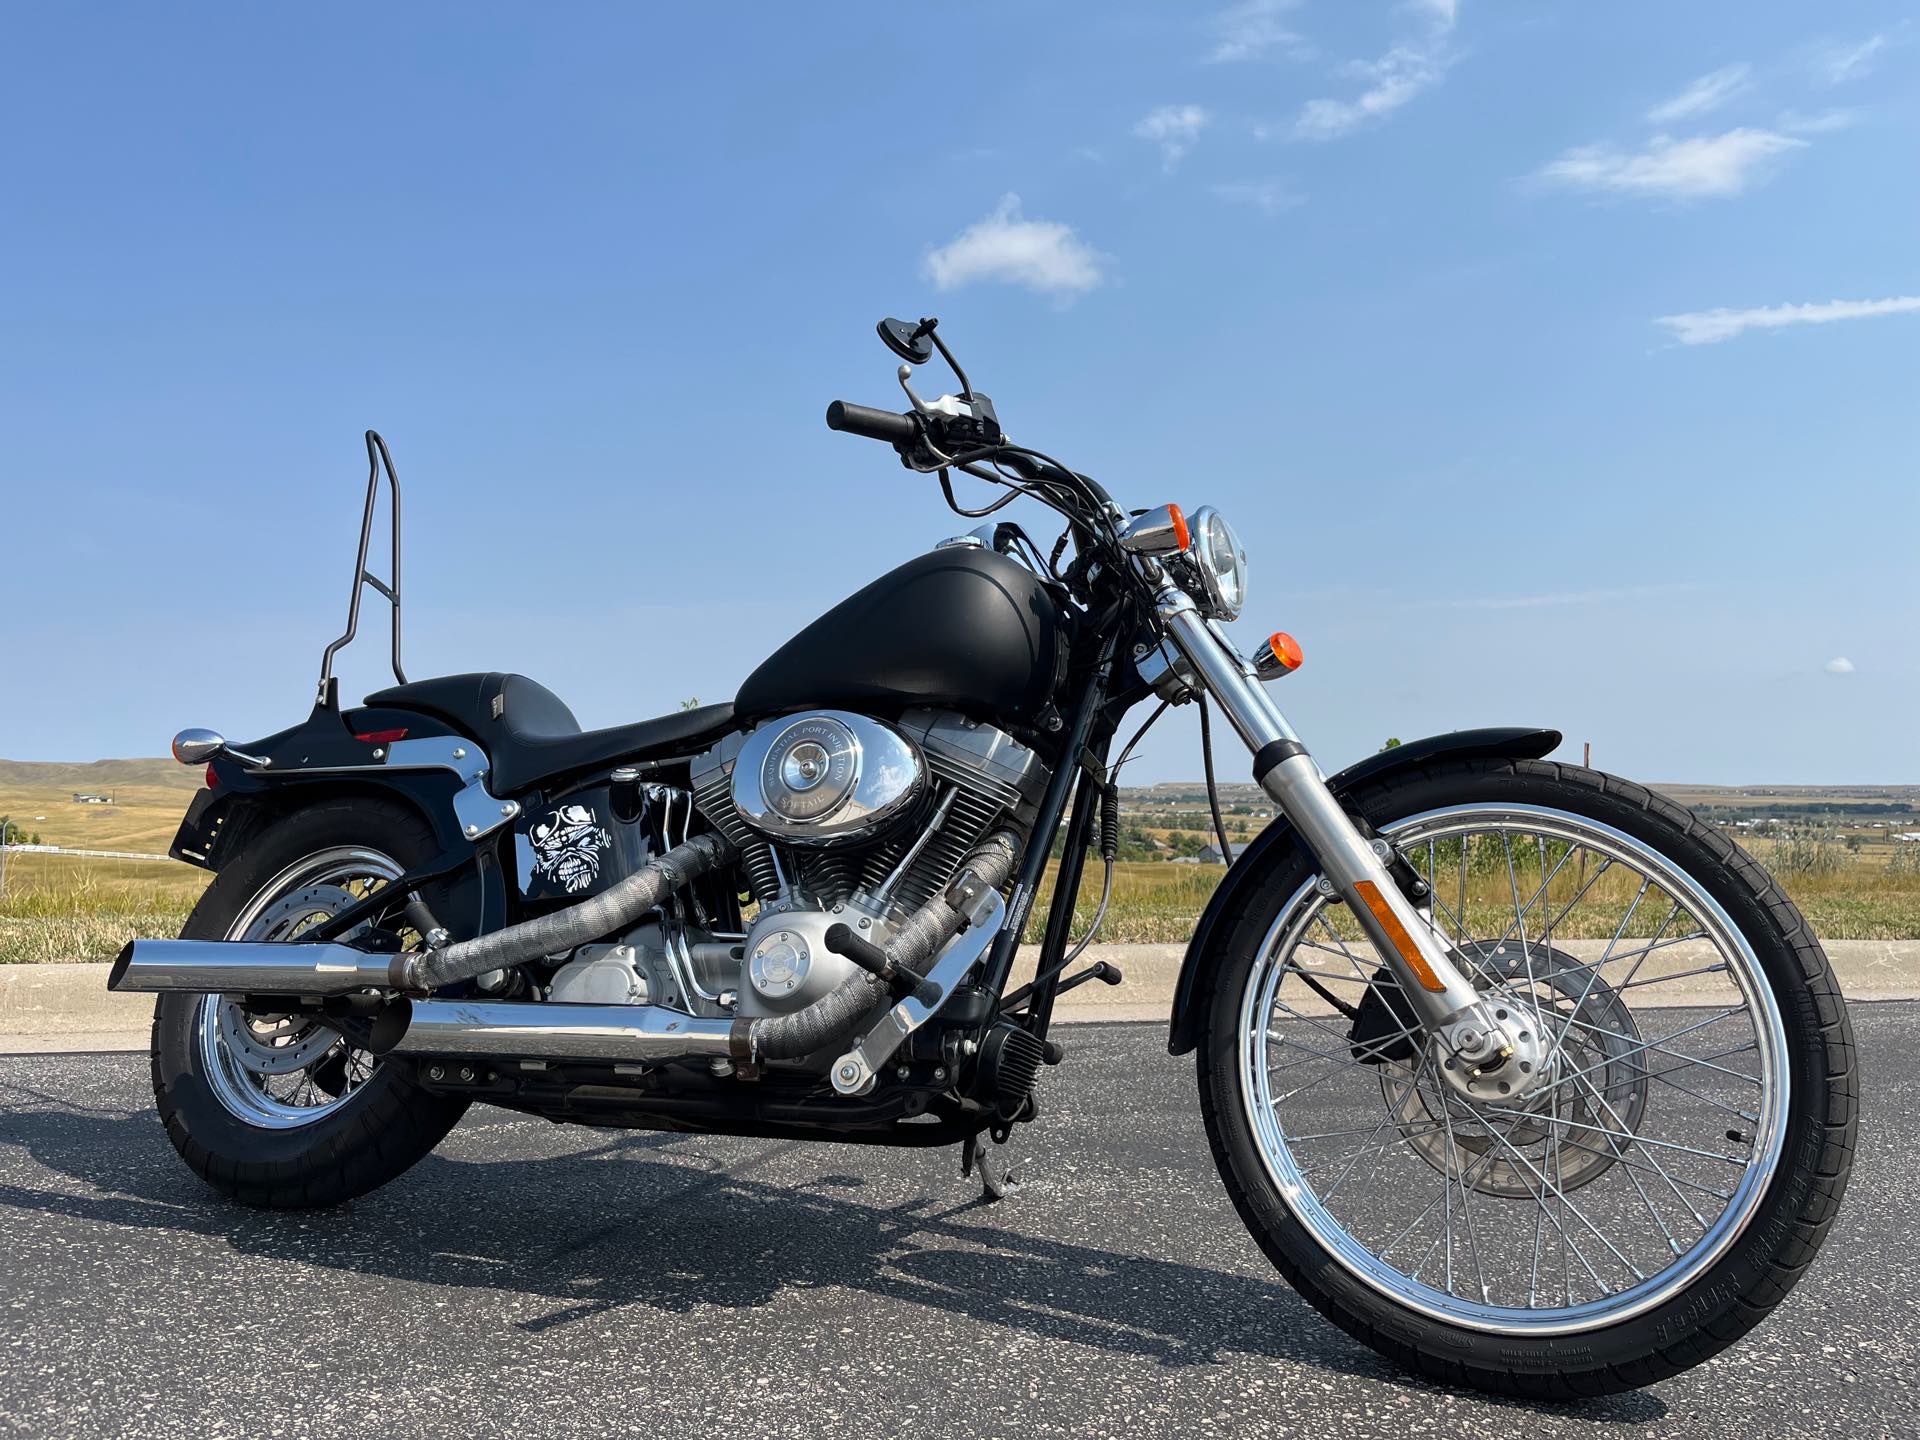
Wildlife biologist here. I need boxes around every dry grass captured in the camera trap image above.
[3,769,1915,963]
[0,853,207,964]
[0,773,210,963]
[1023,838,1920,947]
[0,779,199,855]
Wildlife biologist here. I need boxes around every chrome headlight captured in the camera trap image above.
[1188,506,1247,620]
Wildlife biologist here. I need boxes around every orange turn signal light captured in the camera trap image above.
[1251,631,1304,681]
[1352,881,1447,992]
[1118,504,1191,557]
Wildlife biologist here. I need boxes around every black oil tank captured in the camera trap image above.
[735,546,1065,727]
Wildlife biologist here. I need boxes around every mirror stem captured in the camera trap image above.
[916,318,972,400]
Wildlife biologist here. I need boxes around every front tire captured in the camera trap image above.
[151,798,468,1208]
[1195,758,1855,1397]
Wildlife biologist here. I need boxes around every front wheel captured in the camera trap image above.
[1195,758,1855,1397]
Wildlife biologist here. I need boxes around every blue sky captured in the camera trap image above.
[1,3,1913,784]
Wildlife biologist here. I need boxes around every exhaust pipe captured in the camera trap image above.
[377,998,744,1065]
[109,939,400,996]
[377,830,1017,1072]
[106,832,735,1002]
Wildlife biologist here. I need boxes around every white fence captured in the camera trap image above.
[1,843,173,863]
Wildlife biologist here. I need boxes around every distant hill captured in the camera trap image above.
[0,758,201,792]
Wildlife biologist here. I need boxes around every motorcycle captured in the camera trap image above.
[112,316,1854,1397]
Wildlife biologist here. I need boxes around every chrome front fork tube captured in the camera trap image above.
[1157,596,1512,1062]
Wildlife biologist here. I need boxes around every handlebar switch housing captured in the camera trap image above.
[916,391,1002,462]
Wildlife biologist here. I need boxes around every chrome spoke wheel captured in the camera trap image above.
[197,847,406,1131]
[1238,803,1789,1334]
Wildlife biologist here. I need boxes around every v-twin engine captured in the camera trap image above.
[682,706,1044,1026]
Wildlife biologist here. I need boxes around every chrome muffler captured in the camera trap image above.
[108,941,742,1069]
[109,938,400,995]
[375,998,743,1065]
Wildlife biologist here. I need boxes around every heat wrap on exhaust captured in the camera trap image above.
[398,832,734,993]
[746,831,1018,1061]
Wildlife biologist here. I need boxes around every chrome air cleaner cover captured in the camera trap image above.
[730,710,924,844]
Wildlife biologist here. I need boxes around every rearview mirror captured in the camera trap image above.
[171,729,227,766]
[877,317,934,365]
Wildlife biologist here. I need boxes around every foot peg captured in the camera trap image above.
[823,923,940,1005]
[1054,959,1125,996]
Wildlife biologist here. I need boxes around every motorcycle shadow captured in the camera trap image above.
[0,1096,1668,1422]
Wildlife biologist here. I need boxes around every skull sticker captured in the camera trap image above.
[528,804,612,894]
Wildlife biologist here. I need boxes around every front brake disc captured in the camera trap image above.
[1383,939,1650,1198]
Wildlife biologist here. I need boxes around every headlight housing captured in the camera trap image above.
[1187,506,1247,620]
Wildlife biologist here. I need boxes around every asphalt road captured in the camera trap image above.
[1,1009,1914,1439]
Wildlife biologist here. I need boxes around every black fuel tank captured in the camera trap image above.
[736,546,1065,727]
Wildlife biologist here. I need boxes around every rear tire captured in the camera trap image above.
[151,798,468,1208]
[1194,758,1856,1397]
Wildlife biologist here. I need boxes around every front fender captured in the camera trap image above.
[1164,726,1561,1055]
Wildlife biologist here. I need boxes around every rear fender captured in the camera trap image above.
[1165,726,1562,1055]
[168,697,500,872]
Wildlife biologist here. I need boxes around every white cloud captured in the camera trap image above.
[1538,128,1804,199]
[1295,44,1450,139]
[1777,107,1858,135]
[1209,180,1303,214]
[1826,656,1856,675]
[1821,34,1887,84]
[1647,64,1752,124]
[1208,0,1306,63]
[922,195,1107,299]
[1290,3,1457,141]
[1655,295,1920,346]
[1134,104,1211,169]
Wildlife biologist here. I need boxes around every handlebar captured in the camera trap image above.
[826,396,1117,520]
[825,401,917,446]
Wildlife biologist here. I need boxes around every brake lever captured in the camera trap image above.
[896,364,933,417]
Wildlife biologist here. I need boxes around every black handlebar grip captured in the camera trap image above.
[826,401,918,446]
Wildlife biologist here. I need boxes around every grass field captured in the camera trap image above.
[0,763,210,963]
[1022,848,1920,949]
[0,852,203,965]
[3,761,1917,964]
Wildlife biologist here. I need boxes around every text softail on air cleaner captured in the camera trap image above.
[116,317,1854,1397]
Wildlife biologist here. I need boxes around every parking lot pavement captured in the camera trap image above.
[2,1010,1915,1439]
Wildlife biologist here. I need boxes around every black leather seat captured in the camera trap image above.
[363,672,735,795]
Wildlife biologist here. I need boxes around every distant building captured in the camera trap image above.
[1198,842,1241,865]
[71,792,114,804]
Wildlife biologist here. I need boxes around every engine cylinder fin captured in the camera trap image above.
[925,749,1025,815]
[859,772,1003,916]
[692,771,779,903]
[791,849,865,905]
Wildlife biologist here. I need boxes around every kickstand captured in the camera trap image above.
[959,1130,1020,1202]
